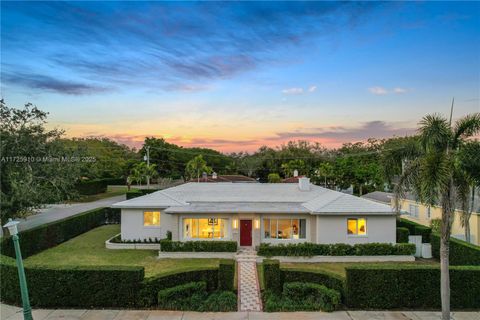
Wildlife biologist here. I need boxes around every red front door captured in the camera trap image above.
[240,220,252,246]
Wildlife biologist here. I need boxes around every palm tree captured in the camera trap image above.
[392,112,480,320]
[185,155,211,182]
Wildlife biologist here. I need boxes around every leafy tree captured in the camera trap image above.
[185,155,212,182]
[267,173,282,183]
[281,159,305,177]
[128,162,157,186]
[317,162,334,188]
[392,112,480,320]
[0,100,81,220]
[458,141,480,242]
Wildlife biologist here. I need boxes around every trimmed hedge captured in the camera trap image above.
[283,269,345,299]
[157,281,207,310]
[126,189,157,200]
[157,282,237,311]
[431,233,480,266]
[0,255,144,308]
[345,265,480,309]
[218,259,235,291]
[263,259,283,294]
[159,240,237,252]
[0,207,119,258]
[257,242,415,257]
[398,218,432,242]
[264,282,341,312]
[76,179,108,195]
[138,268,219,307]
[396,227,409,243]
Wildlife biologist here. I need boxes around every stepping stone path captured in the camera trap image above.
[236,247,262,312]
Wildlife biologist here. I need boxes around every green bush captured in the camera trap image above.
[0,207,112,258]
[345,265,480,309]
[159,240,237,252]
[138,268,218,307]
[431,233,480,265]
[396,227,409,243]
[166,230,172,240]
[218,259,235,291]
[257,242,415,257]
[126,189,158,200]
[201,291,237,311]
[398,218,432,242]
[263,282,341,312]
[282,269,345,299]
[157,281,207,310]
[76,179,108,195]
[263,259,283,294]
[0,255,144,308]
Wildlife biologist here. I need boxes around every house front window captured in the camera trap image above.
[183,218,228,239]
[144,211,161,226]
[347,218,366,236]
[263,218,306,240]
[409,204,419,218]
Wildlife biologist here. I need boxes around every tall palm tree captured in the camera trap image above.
[392,112,480,320]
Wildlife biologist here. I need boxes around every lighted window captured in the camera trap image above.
[347,218,367,235]
[263,219,306,239]
[183,218,228,239]
[143,211,160,226]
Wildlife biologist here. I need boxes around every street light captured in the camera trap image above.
[3,219,33,320]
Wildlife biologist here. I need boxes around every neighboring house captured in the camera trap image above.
[361,191,393,205]
[396,189,480,246]
[189,173,257,183]
[112,177,396,247]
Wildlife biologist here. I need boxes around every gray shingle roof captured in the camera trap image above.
[112,182,394,215]
[361,191,393,205]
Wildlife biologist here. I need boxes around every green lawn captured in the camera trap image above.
[24,225,220,278]
[281,259,439,278]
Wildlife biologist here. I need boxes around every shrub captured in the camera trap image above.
[263,259,282,294]
[257,242,415,257]
[431,233,480,265]
[75,179,108,195]
[283,282,340,312]
[126,189,158,199]
[200,291,237,311]
[0,207,110,258]
[430,218,441,233]
[0,255,144,308]
[166,230,172,240]
[218,259,235,291]
[345,265,480,309]
[396,227,409,243]
[157,281,207,310]
[138,268,218,307]
[159,240,237,252]
[282,269,345,299]
[397,218,432,242]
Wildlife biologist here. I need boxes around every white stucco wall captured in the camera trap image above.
[316,215,396,244]
[121,208,176,241]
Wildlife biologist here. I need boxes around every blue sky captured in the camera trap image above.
[2,1,479,151]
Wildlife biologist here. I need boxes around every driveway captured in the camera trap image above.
[1,195,125,237]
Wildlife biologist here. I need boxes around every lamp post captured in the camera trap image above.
[3,219,33,320]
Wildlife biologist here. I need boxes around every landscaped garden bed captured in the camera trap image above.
[0,210,236,310]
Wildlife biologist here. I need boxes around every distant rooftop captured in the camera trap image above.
[361,191,393,205]
[188,174,257,183]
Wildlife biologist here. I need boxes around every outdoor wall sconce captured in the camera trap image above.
[232,219,238,229]
[254,219,260,229]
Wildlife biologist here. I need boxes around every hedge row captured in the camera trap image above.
[0,207,120,258]
[397,218,432,242]
[126,189,157,200]
[157,281,237,311]
[263,259,345,299]
[160,240,237,252]
[0,255,143,308]
[257,242,415,257]
[264,282,340,312]
[76,177,126,195]
[431,233,480,266]
[138,259,235,307]
[345,265,480,309]
[1,255,235,309]
[396,227,409,243]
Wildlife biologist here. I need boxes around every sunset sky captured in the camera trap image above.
[2,1,479,152]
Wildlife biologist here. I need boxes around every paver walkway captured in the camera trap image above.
[2,304,479,320]
[236,247,262,312]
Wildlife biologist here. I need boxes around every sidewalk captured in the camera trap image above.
[1,304,479,320]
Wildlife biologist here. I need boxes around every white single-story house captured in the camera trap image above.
[111,178,396,247]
